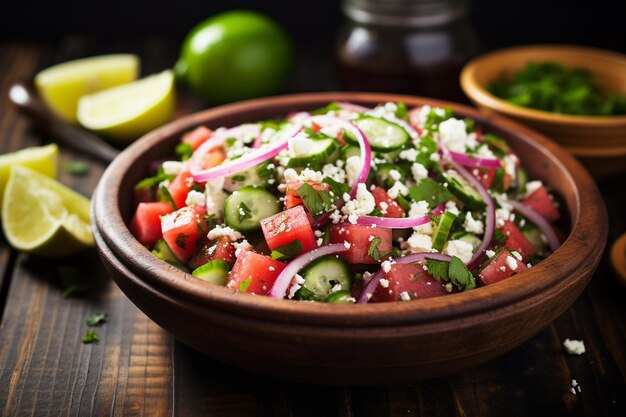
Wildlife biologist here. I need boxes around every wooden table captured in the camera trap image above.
[1,38,625,417]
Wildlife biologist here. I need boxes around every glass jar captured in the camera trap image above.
[335,0,479,102]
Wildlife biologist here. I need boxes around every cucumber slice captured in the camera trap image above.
[296,256,352,301]
[375,163,410,188]
[151,239,178,263]
[451,231,481,251]
[191,259,230,285]
[226,161,275,189]
[443,170,486,210]
[521,222,547,254]
[224,186,280,232]
[340,144,361,160]
[323,290,355,304]
[516,166,528,194]
[287,138,337,167]
[352,116,409,152]
[432,211,457,252]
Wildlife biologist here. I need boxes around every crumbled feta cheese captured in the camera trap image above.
[563,339,586,355]
[389,169,402,181]
[299,168,324,183]
[475,144,496,160]
[463,211,484,234]
[525,180,543,197]
[417,105,432,125]
[443,239,474,264]
[288,274,306,299]
[342,183,376,216]
[429,152,440,162]
[316,238,323,246]
[400,291,411,301]
[445,200,460,215]
[344,241,351,249]
[406,232,433,253]
[381,260,393,273]
[486,249,496,258]
[268,266,275,271]
[330,283,343,293]
[387,181,409,199]
[495,207,511,227]
[322,163,346,183]
[445,283,453,293]
[345,156,362,186]
[314,230,323,238]
[288,131,318,156]
[207,225,243,242]
[204,177,226,216]
[283,168,299,182]
[399,148,419,161]
[499,266,506,272]
[348,214,358,224]
[411,162,428,182]
[329,210,343,224]
[511,250,522,261]
[408,201,433,234]
[185,190,206,207]
[506,255,518,270]
[233,239,253,256]
[161,160,184,175]
[379,278,390,288]
[502,154,518,182]
[439,118,467,153]
[343,193,351,202]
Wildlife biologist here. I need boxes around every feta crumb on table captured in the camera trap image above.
[563,338,586,355]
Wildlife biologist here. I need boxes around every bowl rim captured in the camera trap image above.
[92,92,607,327]
[460,44,626,126]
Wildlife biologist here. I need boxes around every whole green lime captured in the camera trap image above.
[175,10,294,104]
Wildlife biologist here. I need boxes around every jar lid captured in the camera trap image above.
[343,0,468,28]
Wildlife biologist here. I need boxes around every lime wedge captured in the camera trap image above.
[35,54,139,122]
[77,70,175,143]
[0,144,58,208]
[2,165,93,257]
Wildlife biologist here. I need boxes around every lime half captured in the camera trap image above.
[0,144,58,208]
[77,70,175,143]
[2,165,93,257]
[35,54,139,122]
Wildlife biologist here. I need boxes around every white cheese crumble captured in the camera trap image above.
[463,212,484,234]
[185,190,206,207]
[288,274,306,299]
[299,168,324,183]
[387,181,409,199]
[406,232,433,253]
[342,183,376,217]
[379,278,390,288]
[511,250,523,261]
[438,118,468,153]
[474,144,496,159]
[399,148,419,161]
[345,156,362,186]
[379,201,388,214]
[505,255,518,270]
[400,291,411,301]
[343,241,351,249]
[288,131,318,156]
[445,200,460,216]
[445,283,453,293]
[314,230,323,238]
[442,239,474,264]
[283,167,299,183]
[330,283,343,293]
[389,169,402,181]
[411,162,428,182]
[322,163,346,183]
[408,201,432,234]
[204,177,226,217]
[161,160,185,175]
[525,180,543,197]
[207,225,243,242]
[381,260,393,273]
[502,154,518,182]
[563,339,586,355]
[486,249,496,258]
[233,239,253,256]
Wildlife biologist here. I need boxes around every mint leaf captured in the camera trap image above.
[238,201,252,223]
[448,256,476,291]
[134,171,175,190]
[239,278,252,292]
[303,127,333,140]
[86,313,107,326]
[492,229,507,246]
[159,185,177,211]
[82,330,99,344]
[311,102,342,115]
[175,142,194,160]
[322,176,350,198]
[409,178,454,208]
[296,183,333,216]
[426,259,449,281]
[367,237,382,261]
[271,239,304,260]
[394,102,409,121]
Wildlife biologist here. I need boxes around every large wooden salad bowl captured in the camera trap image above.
[92,93,607,384]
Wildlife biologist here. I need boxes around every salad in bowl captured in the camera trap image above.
[129,101,562,304]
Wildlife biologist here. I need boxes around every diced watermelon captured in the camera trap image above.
[372,263,447,302]
[167,169,193,209]
[500,220,534,259]
[161,205,207,263]
[200,147,226,171]
[260,205,317,255]
[284,181,329,210]
[479,249,528,285]
[522,185,560,222]
[130,202,173,247]
[473,168,512,191]
[182,126,213,150]
[329,223,392,264]
[226,250,286,295]
[371,186,405,218]
[188,236,236,270]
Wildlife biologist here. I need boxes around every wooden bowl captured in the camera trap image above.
[92,92,607,385]
[460,45,626,178]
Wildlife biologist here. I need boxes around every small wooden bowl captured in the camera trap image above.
[460,45,626,178]
[92,92,607,384]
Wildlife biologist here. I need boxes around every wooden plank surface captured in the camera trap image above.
[0,38,625,417]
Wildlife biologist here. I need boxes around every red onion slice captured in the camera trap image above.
[508,200,560,251]
[445,158,496,270]
[431,203,446,216]
[356,252,452,303]
[269,243,350,299]
[355,215,430,228]
[337,102,369,112]
[449,151,502,169]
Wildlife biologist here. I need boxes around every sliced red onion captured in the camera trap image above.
[190,125,295,183]
[251,133,263,149]
[449,151,502,169]
[302,115,371,229]
[446,159,495,270]
[337,102,369,112]
[508,200,560,251]
[355,215,430,228]
[431,203,446,216]
[356,252,452,303]
[269,243,349,299]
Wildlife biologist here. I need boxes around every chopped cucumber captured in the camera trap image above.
[226,161,275,189]
[516,166,528,195]
[375,163,410,188]
[443,170,486,210]
[323,290,355,304]
[451,231,481,251]
[151,239,178,263]
[340,144,361,159]
[287,138,337,167]
[521,222,547,254]
[352,116,409,152]
[432,211,457,252]
[296,256,351,301]
[224,186,280,232]
[191,259,230,285]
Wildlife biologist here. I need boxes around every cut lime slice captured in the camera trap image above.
[0,144,58,208]
[77,70,175,143]
[35,54,139,122]
[2,165,93,257]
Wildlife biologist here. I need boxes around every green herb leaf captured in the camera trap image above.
[424,108,454,131]
[426,259,449,281]
[134,172,175,190]
[175,233,187,249]
[409,178,454,208]
[259,118,286,131]
[82,330,99,344]
[367,237,382,261]
[492,229,507,246]
[59,266,89,298]
[322,176,350,198]
[63,160,90,176]
[448,256,476,290]
[86,313,107,326]
[311,102,342,115]
[295,183,333,216]
[239,278,252,292]
[175,142,194,160]
[394,102,409,121]
[159,185,177,211]
[303,127,332,140]
[238,201,252,223]
[271,239,304,260]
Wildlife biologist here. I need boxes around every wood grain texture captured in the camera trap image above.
[0,38,625,416]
